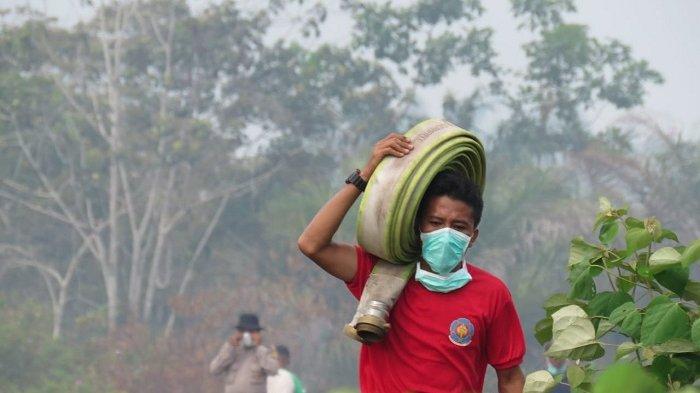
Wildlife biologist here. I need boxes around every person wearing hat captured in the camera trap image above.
[209,313,279,393]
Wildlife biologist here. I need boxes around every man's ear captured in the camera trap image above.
[469,228,479,247]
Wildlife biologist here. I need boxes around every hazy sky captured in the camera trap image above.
[6,0,699,139]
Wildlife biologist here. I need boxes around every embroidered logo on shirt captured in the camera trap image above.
[448,317,474,346]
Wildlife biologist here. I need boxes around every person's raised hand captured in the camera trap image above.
[361,133,413,180]
[228,331,242,347]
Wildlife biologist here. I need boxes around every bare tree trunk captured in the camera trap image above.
[142,169,177,322]
[1,241,87,339]
[99,2,133,331]
[105,155,120,331]
[164,195,230,337]
[53,282,68,339]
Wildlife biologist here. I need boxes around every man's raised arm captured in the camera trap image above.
[297,133,412,282]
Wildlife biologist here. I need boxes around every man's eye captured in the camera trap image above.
[430,221,441,225]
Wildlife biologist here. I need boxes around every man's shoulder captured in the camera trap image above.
[466,263,511,296]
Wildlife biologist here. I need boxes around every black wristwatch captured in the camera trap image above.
[345,169,368,192]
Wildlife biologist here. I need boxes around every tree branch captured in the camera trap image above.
[164,193,230,336]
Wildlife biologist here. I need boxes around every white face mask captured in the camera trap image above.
[242,332,254,348]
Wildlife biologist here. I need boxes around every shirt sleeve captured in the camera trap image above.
[344,246,376,300]
[257,345,279,376]
[486,290,526,370]
[209,341,236,375]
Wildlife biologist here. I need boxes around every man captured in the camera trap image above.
[267,345,306,393]
[209,313,278,393]
[298,133,526,392]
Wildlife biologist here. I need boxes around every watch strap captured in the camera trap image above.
[345,169,367,192]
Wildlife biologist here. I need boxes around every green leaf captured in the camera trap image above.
[596,319,615,338]
[574,384,594,393]
[524,370,557,393]
[569,237,602,267]
[624,217,644,230]
[675,387,700,393]
[567,364,586,388]
[543,293,574,314]
[569,343,605,361]
[615,274,635,294]
[614,207,628,217]
[626,227,653,253]
[681,239,700,268]
[667,357,697,387]
[646,295,672,309]
[646,355,696,387]
[641,300,691,345]
[650,338,699,354]
[659,229,679,242]
[587,291,633,319]
[534,317,553,345]
[615,341,639,360]
[654,265,689,297]
[648,247,682,274]
[598,221,619,245]
[593,214,608,231]
[647,355,672,387]
[682,281,700,304]
[568,264,596,300]
[609,302,641,339]
[545,305,597,358]
[592,362,664,393]
[691,319,700,348]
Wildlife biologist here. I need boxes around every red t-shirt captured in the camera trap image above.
[346,246,525,393]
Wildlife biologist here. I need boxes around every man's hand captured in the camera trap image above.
[361,133,413,180]
[228,331,242,347]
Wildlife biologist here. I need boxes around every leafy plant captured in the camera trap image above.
[525,198,700,392]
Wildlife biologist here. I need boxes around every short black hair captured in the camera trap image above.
[416,170,484,228]
[276,345,290,359]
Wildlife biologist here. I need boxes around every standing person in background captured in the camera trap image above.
[209,313,278,393]
[267,345,306,393]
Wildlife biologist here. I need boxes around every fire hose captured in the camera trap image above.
[345,118,486,343]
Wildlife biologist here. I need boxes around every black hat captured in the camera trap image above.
[235,313,263,331]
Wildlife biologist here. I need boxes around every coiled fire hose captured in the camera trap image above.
[345,118,486,343]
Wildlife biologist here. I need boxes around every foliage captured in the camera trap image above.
[0,297,114,392]
[0,0,693,391]
[526,198,700,392]
[497,1,663,160]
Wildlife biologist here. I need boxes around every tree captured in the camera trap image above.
[495,1,663,160]
[0,1,283,331]
[0,0,501,335]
